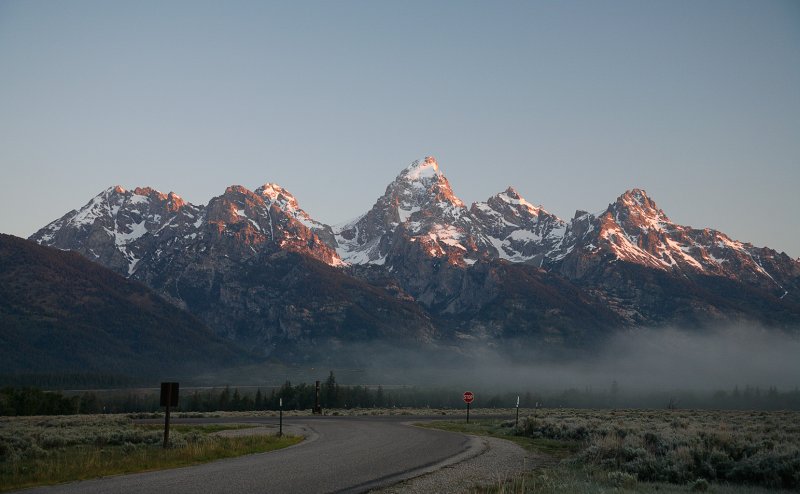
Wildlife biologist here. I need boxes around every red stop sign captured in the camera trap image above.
[463,391,474,404]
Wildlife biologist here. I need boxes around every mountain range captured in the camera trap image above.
[26,157,800,363]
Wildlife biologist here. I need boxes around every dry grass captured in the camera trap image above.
[0,414,301,492]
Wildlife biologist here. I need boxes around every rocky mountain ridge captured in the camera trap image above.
[28,157,800,359]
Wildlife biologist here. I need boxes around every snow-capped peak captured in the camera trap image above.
[618,188,658,210]
[401,156,441,182]
[496,186,543,214]
[252,182,332,234]
[334,156,479,266]
[609,188,671,231]
[256,183,293,202]
[255,183,306,216]
[387,156,465,209]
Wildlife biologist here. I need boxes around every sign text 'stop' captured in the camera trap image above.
[463,391,474,404]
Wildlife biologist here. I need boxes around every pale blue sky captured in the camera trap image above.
[1,0,799,256]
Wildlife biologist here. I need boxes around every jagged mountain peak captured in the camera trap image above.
[256,182,292,199]
[200,182,340,265]
[210,183,307,224]
[503,185,520,196]
[255,182,301,210]
[400,156,441,181]
[616,188,659,210]
[131,187,187,211]
[492,187,548,215]
[571,188,795,290]
[222,184,251,196]
[29,184,202,276]
[388,156,465,209]
[605,188,671,231]
[54,184,192,229]
[91,185,132,202]
[219,183,306,211]
[334,156,482,265]
[471,187,567,264]
[254,182,330,234]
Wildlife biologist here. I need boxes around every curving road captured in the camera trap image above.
[17,416,482,494]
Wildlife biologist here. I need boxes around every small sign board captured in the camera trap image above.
[160,382,179,407]
[463,391,474,404]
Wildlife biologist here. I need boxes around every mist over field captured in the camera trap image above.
[347,323,800,393]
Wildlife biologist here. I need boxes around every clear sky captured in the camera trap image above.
[1,0,798,257]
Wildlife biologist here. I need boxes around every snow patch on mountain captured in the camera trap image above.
[403,156,440,181]
[111,220,148,246]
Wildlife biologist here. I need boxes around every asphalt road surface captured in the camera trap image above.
[17,415,482,494]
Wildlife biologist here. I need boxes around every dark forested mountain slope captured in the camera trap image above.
[0,234,247,376]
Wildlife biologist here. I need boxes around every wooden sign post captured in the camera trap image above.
[160,382,179,449]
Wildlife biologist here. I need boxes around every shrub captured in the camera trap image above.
[515,409,800,489]
[607,470,637,488]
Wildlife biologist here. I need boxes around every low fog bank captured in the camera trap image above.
[183,323,800,400]
[18,324,798,412]
[351,323,800,393]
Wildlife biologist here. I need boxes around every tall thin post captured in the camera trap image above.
[163,401,171,448]
[160,382,178,449]
[279,397,283,437]
[466,402,470,424]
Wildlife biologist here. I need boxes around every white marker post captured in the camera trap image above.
[515,395,520,428]
[279,397,283,437]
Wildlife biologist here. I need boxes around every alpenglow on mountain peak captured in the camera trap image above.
[29,156,798,305]
[390,156,465,209]
[22,155,800,365]
[401,156,441,181]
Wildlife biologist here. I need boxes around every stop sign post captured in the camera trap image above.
[463,391,474,423]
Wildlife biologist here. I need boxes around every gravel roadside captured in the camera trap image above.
[372,434,551,494]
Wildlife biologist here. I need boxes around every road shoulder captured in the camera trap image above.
[372,434,542,494]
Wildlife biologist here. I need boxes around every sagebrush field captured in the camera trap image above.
[0,414,300,492]
[426,408,800,492]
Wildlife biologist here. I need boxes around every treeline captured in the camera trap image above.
[0,387,79,416]
[183,373,478,412]
[0,372,139,389]
[3,374,800,416]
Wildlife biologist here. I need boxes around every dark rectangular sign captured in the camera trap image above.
[160,382,179,407]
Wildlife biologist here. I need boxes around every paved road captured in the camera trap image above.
[17,416,482,494]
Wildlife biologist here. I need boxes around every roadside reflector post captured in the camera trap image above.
[515,395,520,428]
[160,382,179,449]
[279,397,283,437]
[463,391,474,424]
[313,380,322,415]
